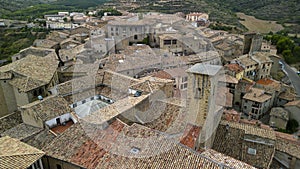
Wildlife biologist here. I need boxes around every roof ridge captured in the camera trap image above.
[0,151,44,158]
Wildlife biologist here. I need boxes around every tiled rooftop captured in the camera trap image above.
[222,109,241,122]
[243,87,272,103]
[33,39,58,49]
[0,111,22,134]
[21,95,72,123]
[180,124,201,149]
[256,78,281,92]
[0,136,45,169]
[275,135,300,159]
[252,52,273,63]
[236,56,257,67]
[224,63,244,73]
[1,123,42,140]
[278,91,296,101]
[284,100,300,108]
[143,101,186,134]
[220,121,276,140]
[0,55,59,92]
[213,121,275,168]
[25,129,57,150]
[219,74,239,84]
[201,149,256,169]
[44,116,257,169]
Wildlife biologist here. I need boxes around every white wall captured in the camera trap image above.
[45,113,72,128]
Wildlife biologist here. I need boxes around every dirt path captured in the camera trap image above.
[237,13,284,33]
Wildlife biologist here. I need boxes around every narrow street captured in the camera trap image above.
[282,61,300,97]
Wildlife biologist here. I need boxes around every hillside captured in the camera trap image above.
[129,0,299,33]
[0,0,107,20]
[207,0,300,24]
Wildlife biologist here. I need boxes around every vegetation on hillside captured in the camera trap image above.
[0,27,49,61]
[130,0,299,33]
[210,0,300,24]
[265,31,300,64]
[96,8,122,18]
[0,0,107,21]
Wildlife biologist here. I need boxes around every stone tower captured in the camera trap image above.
[243,32,263,55]
[186,63,223,150]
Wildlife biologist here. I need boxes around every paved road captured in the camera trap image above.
[282,61,300,97]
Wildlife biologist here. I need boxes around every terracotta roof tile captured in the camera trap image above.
[224,63,244,73]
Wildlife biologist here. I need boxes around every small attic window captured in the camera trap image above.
[247,148,257,155]
[130,147,140,154]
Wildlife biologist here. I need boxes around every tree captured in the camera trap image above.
[293,46,300,59]
[283,50,294,64]
[286,119,299,134]
[276,37,294,53]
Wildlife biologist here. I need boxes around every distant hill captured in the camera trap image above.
[207,0,300,24]
[0,0,107,20]
[130,0,299,33]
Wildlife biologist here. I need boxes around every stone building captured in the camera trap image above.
[186,12,209,22]
[213,121,276,169]
[284,100,300,125]
[224,63,244,80]
[269,107,289,130]
[251,52,273,80]
[0,55,59,117]
[243,32,263,55]
[242,87,272,119]
[255,78,282,107]
[20,95,75,129]
[234,55,258,81]
[186,63,223,149]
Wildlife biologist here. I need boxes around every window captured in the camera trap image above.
[180,84,184,89]
[56,164,62,169]
[164,40,172,45]
[184,83,187,88]
[111,32,114,36]
[134,35,138,40]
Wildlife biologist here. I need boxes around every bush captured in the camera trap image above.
[286,119,299,134]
